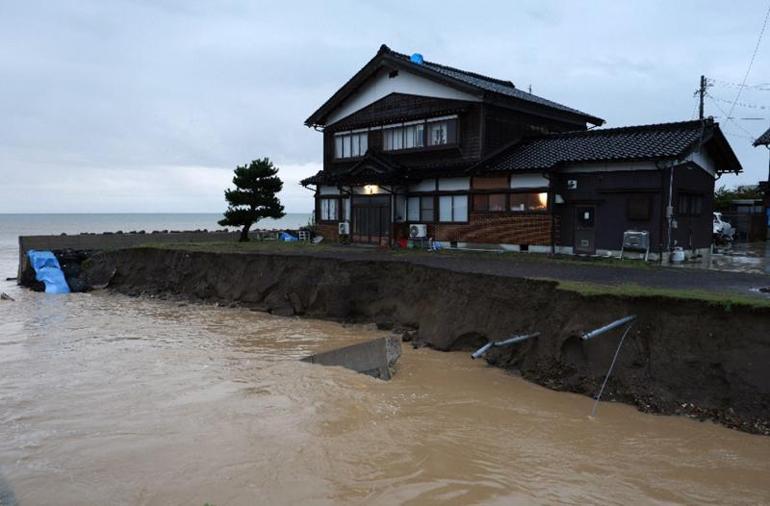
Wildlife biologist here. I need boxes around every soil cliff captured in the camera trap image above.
[81,247,770,434]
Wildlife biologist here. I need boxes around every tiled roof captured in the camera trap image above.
[476,120,713,172]
[388,48,600,122]
[754,126,770,146]
[305,44,604,127]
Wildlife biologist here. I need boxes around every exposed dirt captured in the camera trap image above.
[77,247,770,434]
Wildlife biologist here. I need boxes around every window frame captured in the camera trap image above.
[471,189,549,214]
[382,116,459,153]
[508,191,549,213]
[333,131,368,160]
[318,196,340,223]
[473,193,508,213]
[406,195,436,223]
[438,194,469,223]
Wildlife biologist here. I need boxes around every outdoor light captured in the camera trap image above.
[537,192,548,207]
[364,185,379,194]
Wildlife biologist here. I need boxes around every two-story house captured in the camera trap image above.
[302,44,742,260]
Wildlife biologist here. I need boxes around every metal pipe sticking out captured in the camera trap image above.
[581,315,637,341]
[471,332,541,360]
[471,342,494,360]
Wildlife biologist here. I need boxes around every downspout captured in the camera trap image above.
[655,159,674,264]
[666,164,674,254]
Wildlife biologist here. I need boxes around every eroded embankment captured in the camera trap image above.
[82,247,770,434]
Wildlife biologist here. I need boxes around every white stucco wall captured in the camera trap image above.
[409,179,437,192]
[438,177,470,191]
[510,174,549,188]
[318,185,340,195]
[326,68,480,125]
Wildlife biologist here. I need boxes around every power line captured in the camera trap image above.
[726,2,770,121]
[708,95,769,110]
[707,94,758,139]
[709,78,770,90]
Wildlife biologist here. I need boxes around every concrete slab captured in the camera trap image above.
[301,336,402,380]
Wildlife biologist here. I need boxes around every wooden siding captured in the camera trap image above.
[551,165,715,253]
[323,94,483,174]
[482,104,588,156]
[670,163,715,250]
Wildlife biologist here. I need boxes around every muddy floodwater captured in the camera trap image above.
[0,285,768,506]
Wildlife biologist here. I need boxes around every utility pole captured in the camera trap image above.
[698,75,706,120]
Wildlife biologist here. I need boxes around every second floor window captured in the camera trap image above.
[334,132,368,159]
[383,117,457,152]
[428,121,448,146]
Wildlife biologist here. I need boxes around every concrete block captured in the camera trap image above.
[301,336,402,380]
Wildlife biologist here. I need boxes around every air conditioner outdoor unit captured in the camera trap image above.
[620,229,650,261]
[338,221,350,235]
[409,224,428,239]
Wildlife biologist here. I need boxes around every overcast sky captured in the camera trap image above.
[1,0,769,213]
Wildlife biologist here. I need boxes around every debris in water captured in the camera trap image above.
[0,292,14,301]
[302,336,402,380]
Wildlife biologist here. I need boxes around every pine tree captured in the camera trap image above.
[218,158,285,241]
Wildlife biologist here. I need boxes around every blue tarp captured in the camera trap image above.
[279,232,298,242]
[27,250,70,294]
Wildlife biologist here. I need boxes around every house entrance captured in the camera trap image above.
[574,205,597,255]
[351,195,391,246]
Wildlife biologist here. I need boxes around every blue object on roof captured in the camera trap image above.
[410,53,424,65]
[27,250,70,294]
[279,232,298,242]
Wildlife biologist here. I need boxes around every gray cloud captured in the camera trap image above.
[1,0,768,213]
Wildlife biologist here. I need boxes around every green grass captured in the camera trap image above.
[555,280,770,309]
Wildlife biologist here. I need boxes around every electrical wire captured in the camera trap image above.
[726,2,770,122]
[710,77,770,90]
[707,93,759,138]
[709,94,769,110]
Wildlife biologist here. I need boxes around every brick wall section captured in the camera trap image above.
[429,213,557,246]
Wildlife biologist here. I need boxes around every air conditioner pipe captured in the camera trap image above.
[471,332,541,360]
[581,315,637,341]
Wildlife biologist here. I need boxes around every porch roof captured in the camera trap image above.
[301,152,403,186]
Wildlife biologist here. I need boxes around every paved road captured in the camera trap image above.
[247,246,770,299]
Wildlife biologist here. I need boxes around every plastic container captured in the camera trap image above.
[670,247,685,263]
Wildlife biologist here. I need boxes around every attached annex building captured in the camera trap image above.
[302,45,742,260]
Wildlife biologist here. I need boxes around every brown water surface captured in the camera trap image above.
[1,288,770,505]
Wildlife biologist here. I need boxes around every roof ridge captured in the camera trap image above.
[386,47,516,88]
[540,119,712,139]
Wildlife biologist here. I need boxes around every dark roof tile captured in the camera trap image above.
[387,48,601,123]
[476,120,712,172]
[754,126,770,146]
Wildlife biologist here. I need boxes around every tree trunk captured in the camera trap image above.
[239,224,251,242]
